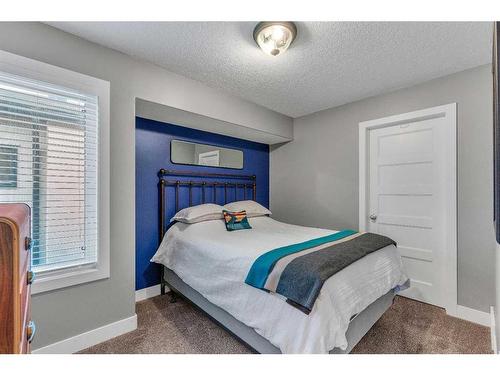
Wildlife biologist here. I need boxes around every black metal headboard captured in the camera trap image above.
[158,168,256,295]
[158,168,256,240]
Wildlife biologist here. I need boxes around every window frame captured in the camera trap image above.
[0,49,110,294]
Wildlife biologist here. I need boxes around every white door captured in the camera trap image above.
[363,104,456,311]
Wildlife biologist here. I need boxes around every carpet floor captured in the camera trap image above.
[79,294,491,354]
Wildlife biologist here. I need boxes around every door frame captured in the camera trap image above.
[358,103,457,315]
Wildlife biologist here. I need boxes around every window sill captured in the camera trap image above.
[31,263,109,295]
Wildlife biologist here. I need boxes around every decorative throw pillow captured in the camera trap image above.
[223,200,272,218]
[170,203,224,224]
[223,210,252,231]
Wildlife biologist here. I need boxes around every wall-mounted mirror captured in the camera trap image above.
[171,140,244,169]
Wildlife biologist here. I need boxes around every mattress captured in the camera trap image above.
[152,216,408,353]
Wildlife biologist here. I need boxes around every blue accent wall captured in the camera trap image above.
[135,117,270,291]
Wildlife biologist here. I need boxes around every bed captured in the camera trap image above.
[152,169,408,354]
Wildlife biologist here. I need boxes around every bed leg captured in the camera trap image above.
[160,267,166,295]
[170,291,177,303]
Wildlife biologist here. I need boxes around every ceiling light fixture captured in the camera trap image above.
[253,22,297,57]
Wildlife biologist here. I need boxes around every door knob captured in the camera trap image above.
[369,214,377,221]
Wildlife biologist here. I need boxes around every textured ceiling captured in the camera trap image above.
[47,22,492,118]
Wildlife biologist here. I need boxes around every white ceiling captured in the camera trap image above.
[47,22,492,118]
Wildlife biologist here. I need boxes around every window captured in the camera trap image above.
[0,50,110,293]
[0,145,18,188]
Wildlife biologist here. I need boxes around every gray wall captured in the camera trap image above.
[271,65,496,313]
[0,22,292,349]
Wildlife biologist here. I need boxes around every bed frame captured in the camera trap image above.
[157,168,395,354]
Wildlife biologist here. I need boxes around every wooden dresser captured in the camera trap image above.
[0,203,34,354]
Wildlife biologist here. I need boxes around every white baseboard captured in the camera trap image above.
[135,284,169,302]
[448,304,491,327]
[32,314,137,354]
[491,306,498,354]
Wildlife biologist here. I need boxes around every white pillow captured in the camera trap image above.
[170,203,224,224]
[223,200,271,218]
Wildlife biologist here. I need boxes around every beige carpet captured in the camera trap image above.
[79,294,491,354]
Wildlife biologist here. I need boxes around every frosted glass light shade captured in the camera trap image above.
[253,22,297,57]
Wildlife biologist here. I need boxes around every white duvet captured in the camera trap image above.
[151,216,407,353]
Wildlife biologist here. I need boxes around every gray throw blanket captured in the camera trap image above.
[245,231,397,314]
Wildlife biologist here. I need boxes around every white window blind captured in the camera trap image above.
[0,70,98,273]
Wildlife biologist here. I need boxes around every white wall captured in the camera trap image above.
[271,65,495,313]
[0,22,293,349]
[496,244,500,351]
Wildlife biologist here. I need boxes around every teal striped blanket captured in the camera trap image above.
[245,230,396,314]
